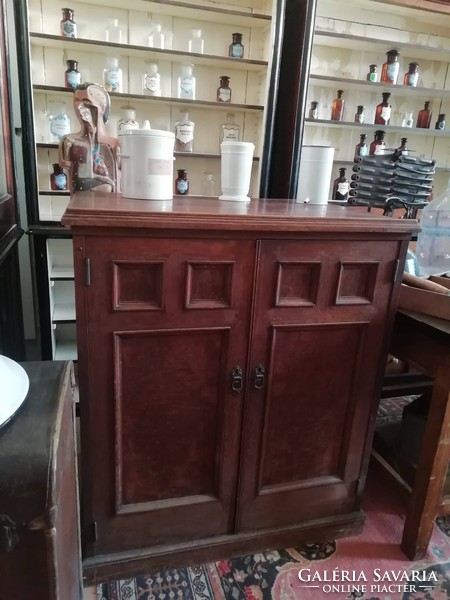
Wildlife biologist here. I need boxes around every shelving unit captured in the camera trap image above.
[305,0,450,198]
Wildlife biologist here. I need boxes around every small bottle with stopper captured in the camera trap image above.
[354,133,368,157]
[229,33,244,58]
[201,173,216,196]
[189,28,204,53]
[416,101,432,128]
[175,169,189,195]
[103,56,123,93]
[435,113,446,131]
[369,130,386,155]
[60,8,77,38]
[105,18,122,43]
[143,63,161,96]
[402,112,414,128]
[331,90,345,121]
[367,64,377,82]
[374,92,392,125]
[177,63,196,100]
[354,105,365,124]
[148,23,164,48]
[308,101,319,119]
[403,62,419,87]
[381,49,400,84]
[174,112,195,152]
[64,59,81,89]
[50,163,67,190]
[117,107,140,133]
[217,76,232,102]
[220,113,240,145]
[332,168,350,201]
[395,137,409,157]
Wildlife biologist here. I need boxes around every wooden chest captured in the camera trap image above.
[0,361,82,599]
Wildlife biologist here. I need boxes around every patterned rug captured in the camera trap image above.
[98,397,450,600]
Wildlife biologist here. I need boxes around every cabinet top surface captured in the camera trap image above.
[62,193,419,235]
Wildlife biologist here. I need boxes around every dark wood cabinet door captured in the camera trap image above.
[237,239,400,531]
[77,236,255,554]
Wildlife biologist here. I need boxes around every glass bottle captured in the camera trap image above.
[143,63,161,96]
[381,49,400,84]
[64,59,81,89]
[105,18,122,44]
[201,173,216,196]
[369,130,386,155]
[229,33,244,59]
[402,111,414,128]
[174,112,195,152]
[374,92,392,125]
[189,28,204,54]
[331,89,345,121]
[60,8,77,38]
[396,137,408,156]
[367,64,378,82]
[148,23,164,49]
[177,63,196,100]
[220,113,240,144]
[354,105,365,124]
[50,163,67,191]
[117,107,140,133]
[416,177,450,276]
[48,102,71,142]
[217,76,232,102]
[332,168,350,201]
[416,101,432,128]
[175,169,189,195]
[308,101,319,119]
[103,56,123,93]
[435,113,446,131]
[403,62,419,87]
[354,133,368,157]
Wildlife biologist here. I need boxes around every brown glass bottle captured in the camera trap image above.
[332,168,350,201]
[331,89,345,121]
[374,92,392,125]
[308,101,319,119]
[381,49,400,84]
[403,62,419,87]
[367,64,377,82]
[354,133,368,157]
[354,105,365,123]
[369,130,386,155]
[217,76,231,102]
[64,59,81,89]
[229,33,244,58]
[175,169,189,195]
[395,137,408,157]
[435,113,446,131]
[416,101,432,128]
[60,8,77,38]
[50,163,67,190]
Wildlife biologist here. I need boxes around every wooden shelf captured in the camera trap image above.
[33,85,264,113]
[309,74,450,98]
[305,117,450,136]
[30,33,268,72]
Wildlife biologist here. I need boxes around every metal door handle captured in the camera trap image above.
[231,366,243,393]
[254,364,265,390]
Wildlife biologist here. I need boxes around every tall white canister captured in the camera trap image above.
[296,145,335,205]
[119,129,175,200]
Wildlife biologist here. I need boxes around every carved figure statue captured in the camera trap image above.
[59,83,119,193]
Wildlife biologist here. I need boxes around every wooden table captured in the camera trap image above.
[387,310,450,559]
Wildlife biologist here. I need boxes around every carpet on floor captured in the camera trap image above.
[98,397,450,600]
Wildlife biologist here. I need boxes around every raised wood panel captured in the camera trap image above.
[275,261,321,307]
[114,327,230,510]
[113,260,164,311]
[260,322,366,488]
[185,261,234,309]
[335,261,378,306]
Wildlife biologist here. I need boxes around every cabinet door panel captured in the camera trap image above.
[237,239,399,531]
[79,237,255,554]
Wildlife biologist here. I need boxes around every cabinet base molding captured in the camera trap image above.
[82,510,365,585]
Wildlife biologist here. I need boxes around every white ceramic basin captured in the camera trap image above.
[0,355,29,429]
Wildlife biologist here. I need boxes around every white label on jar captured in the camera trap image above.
[374,143,385,155]
[337,182,349,195]
[177,179,188,193]
[381,106,391,122]
[144,74,160,94]
[222,126,239,141]
[386,63,399,83]
[62,21,76,37]
[147,158,173,176]
[180,76,194,98]
[105,68,121,91]
[359,145,368,156]
[408,72,419,86]
[175,124,194,144]
[369,73,377,82]
[54,173,67,189]
[66,71,81,88]
[231,45,243,58]
[219,89,231,102]
[50,114,71,140]
[118,120,139,131]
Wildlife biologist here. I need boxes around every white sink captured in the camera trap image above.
[0,355,29,429]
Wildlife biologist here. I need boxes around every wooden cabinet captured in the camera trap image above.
[62,193,418,583]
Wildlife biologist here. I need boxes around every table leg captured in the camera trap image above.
[401,377,450,559]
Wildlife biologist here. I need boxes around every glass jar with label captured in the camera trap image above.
[220,113,240,145]
[367,64,377,82]
[354,133,368,157]
[374,92,392,125]
[381,49,400,84]
[64,59,81,89]
[332,168,349,201]
[105,18,122,43]
[148,23,165,49]
[201,173,215,196]
[354,105,365,123]
[217,76,232,102]
[50,163,67,190]
[143,63,161,96]
[403,62,419,87]
[117,107,140,134]
[402,111,414,128]
[177,63,196,100]
[369,130,386,155]
[174,112,195,152]
[48,102,71,142]
[229,33,244,58]
[435,113,446,131]
[175,169,189,195]
[189,28,204,54]
[103,56,123,93]
[395,137,408,157]
[308,101,319,119]
[331,89,345,121]
[60,8,77,38]
[417,101,432,128]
